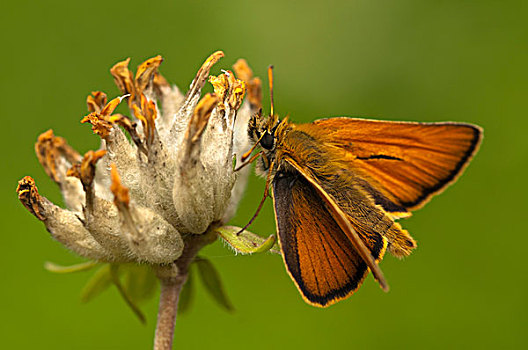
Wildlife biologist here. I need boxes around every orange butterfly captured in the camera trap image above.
[238,67,482,307]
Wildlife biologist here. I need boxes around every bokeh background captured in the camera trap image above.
[1,0,526,349]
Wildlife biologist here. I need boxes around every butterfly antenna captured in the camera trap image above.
[268,65,278,126]
[236,161,275,236]
[268,66,274,116]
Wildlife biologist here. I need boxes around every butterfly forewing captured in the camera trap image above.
[304,118,482,210]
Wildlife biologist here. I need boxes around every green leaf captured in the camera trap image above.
[122,264,157,303]
[44,261,99,274]
[178,267,194,314]
[195,257,234,312]
[216,225,279,254]
[232,154,237,171]
[80,264,113,303]
[110,264,146,324]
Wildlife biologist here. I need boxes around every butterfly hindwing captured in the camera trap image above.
[272,168,385,307]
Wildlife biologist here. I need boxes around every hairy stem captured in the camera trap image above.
[154,271,186,350]
[153,229,218,350]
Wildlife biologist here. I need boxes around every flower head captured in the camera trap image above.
[17,52,262,265]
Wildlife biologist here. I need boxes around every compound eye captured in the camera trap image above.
[260,132,275,150]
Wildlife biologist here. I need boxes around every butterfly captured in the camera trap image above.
[237,67,482,307]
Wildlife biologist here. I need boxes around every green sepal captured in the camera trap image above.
[44,261,99,274]
[80,264,114,303]
[110,264,147,324]
[51,262,151,324]
[122,264,157,303]
[195,256,234,312]
[216,225,279,254]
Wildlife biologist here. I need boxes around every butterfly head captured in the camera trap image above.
[248,109,279,151]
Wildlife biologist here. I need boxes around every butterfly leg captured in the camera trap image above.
[236,161,276,236]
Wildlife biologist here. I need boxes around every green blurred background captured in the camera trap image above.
[1,0,526,349]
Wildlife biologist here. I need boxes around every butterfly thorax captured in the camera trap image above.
[273,125,351,179]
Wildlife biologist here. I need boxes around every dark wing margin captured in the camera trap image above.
[272,169,386,307]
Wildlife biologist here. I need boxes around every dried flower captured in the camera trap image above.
[16,52,278,349]
[17,52,263,265]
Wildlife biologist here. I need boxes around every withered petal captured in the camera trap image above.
[110,58,136,105]
[228,77,246,111]
[209,72,246,112]
[209,74,230,105]
[81,113,113,139]
[35,130,81,183]
[233,59,254,83]
[233,59,262,110]
[187,51,224,99]
[153,71,170,96]
[110,164,130,209]
[17,176,46,221]
[100,95,127,117]
[69,150,107,192]
[87,91,108,113]
[135,55,163,94]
